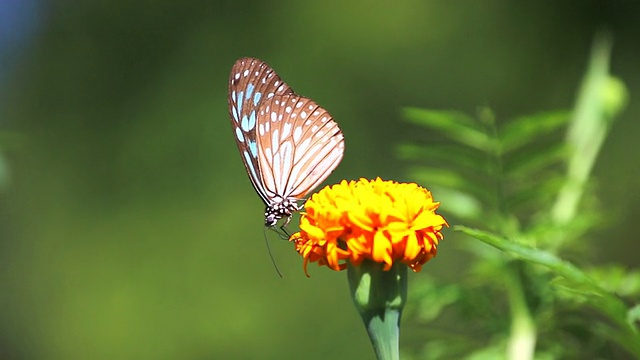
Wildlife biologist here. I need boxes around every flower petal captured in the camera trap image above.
[289,178,448,274]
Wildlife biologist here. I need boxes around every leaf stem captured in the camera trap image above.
[504,267,536,360]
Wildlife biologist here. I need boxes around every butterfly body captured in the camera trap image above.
[228,58,344,228]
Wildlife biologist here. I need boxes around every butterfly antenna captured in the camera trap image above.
[263,226,284,278]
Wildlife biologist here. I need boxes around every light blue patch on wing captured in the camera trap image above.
[253,92,262,106]
[241,115,250,131]
[235,127,244,142]
[237,91,244,116]
[248,111,256,131]
[231,90,236,102]
[248,140,258,157]
[246,83,254,100]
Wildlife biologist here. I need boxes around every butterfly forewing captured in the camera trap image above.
[228,58,294,202]
[256,94,344,200]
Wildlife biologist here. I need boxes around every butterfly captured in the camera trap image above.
[228,57,345,229]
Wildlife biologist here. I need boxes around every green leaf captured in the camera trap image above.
[397,143,491,176]
[549,277,603,299]
[409,278,461,322]
[588,266,640,297]
[407,167,492,205]
[428,186,483,221]
[503,143,568,179]
[456,225,639,345]
[499,111,571,153]
[402,108,491,151]
[455,226,601,291]
[592,322,640,358]
[505,175,564,212]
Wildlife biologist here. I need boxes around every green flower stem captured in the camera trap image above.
[347,260,407,360]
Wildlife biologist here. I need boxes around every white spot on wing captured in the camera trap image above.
[272,129,280,154]
[293,126,302,142]
[279,141,293,191]
[272,155,281,191]
[282,122,292,139]
[298,138,311,154]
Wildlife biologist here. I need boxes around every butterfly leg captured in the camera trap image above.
[267,223,290,240]
[277,222,291,240]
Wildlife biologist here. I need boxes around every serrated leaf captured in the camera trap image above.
[499,111,571,153]
[550,277,603,299]
[402,107,492,151]
[588,267,640,297]
[397,143,492,175]
[503,143,568,179]
[429,186,484,221]
[403,107,481,130]
[455,226,602,290]
[506,178,564,217]
[456,225,637,337]
[408,167,493,205]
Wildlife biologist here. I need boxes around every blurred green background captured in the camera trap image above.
[1,1,639,359]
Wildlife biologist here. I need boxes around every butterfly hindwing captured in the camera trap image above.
[256,94,344,201]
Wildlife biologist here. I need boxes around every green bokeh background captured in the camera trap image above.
[2,1,639,359]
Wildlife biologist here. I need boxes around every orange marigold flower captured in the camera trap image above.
[290,177,448,275]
